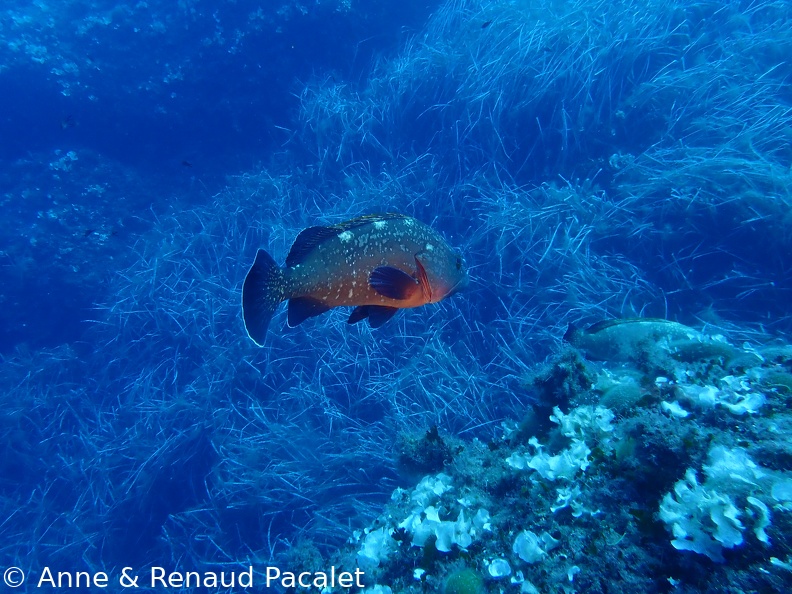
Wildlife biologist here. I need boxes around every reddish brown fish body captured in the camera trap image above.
[286,215,461,307]
[242,213,468,345]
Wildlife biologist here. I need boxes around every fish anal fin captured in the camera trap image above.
[287,296,331,327]
[368,306,398,328]
[369,266,419,300]
[347,305,398,328]
[347,306,369,325]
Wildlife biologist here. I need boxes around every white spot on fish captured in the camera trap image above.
[339,230,353,243]
[425,243,434,251]
[374,220,386,230]
[348,288,354,298]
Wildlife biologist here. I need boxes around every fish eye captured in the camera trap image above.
[455,256,462,271]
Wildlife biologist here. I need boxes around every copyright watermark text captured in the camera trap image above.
[1,565,365,589]
[3,567,25,588]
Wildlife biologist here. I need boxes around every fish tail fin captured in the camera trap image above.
[242,249,286,346]
[563,322,581,345]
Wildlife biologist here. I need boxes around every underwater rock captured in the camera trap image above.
[595,370,645,412]
[395,425,457,479]
[522,348,593,411]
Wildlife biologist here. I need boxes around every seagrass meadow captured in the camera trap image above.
[1,0,791,592]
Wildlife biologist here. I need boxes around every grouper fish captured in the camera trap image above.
[242,213,469,346]
[564,318,741,363]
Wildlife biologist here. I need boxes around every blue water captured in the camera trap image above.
[1,0,791,592]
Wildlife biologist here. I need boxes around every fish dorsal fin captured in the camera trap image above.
[414,254,433,302]
[286,226,340,268]
[285,213,408,268]
[585,318,672,334]
[339,212,406,227]
[370,266,419,300]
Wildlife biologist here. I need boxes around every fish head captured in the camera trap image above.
[416,247,469,303]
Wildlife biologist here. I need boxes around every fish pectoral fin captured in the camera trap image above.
[287,296,331,327]
[348,305,399,328]
[369,266,419,300]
